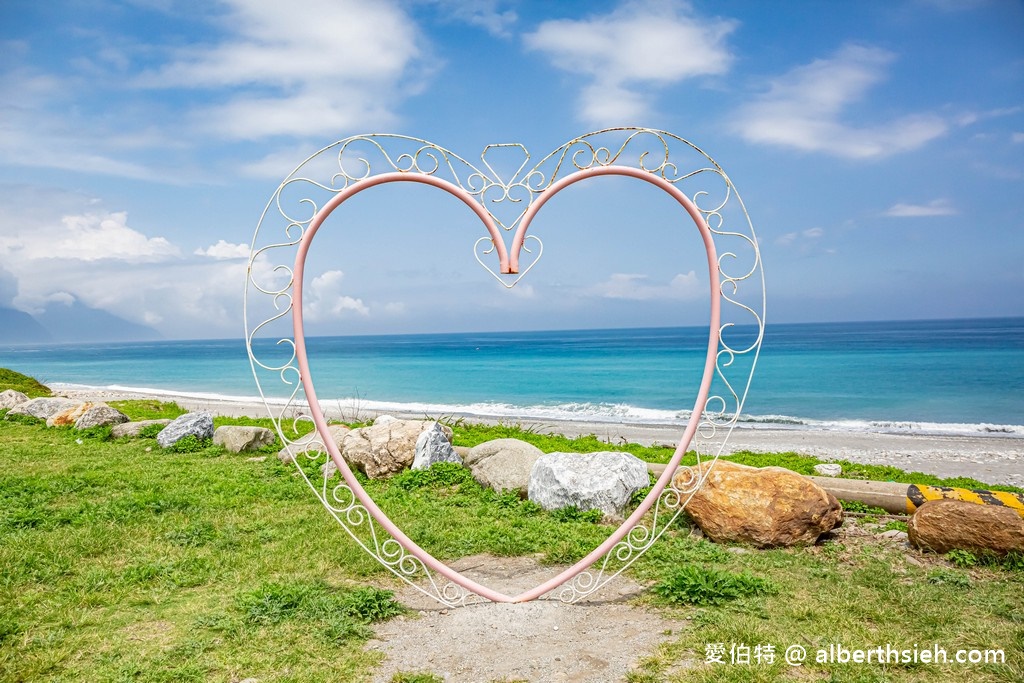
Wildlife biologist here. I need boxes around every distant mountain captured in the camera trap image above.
[35,301,162,342]
[0,306,52,343]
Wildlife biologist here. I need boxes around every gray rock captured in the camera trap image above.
[156,412,214,449]
[813,463,843,477]
[528,451,651,519]
[8,397,83,421]
[411,423,462,470]
[214,425,276,453]
[331,419,452,479]
[878,529,909,543]
[111,419,172,438]
[0,389,30,410]
[465,438,544,496]
[74,405,129,430]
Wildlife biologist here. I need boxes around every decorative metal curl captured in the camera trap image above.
[245,128,764,607]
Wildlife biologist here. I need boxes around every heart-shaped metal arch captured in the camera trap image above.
[290,165,720,603]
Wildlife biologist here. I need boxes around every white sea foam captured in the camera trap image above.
[51,382,1023,438]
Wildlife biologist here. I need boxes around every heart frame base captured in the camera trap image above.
[245,128,765,606]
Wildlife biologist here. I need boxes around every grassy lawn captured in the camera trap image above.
[1,401,1022,682]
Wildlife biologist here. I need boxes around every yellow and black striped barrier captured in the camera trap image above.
[906,484,1024,516]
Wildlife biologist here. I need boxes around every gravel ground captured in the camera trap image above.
[366,554,686,683]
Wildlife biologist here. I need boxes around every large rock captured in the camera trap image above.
[8,397,83,421]
[528,451,650,519]
[157,412,214,449]
[280,424,351,463]
[75,404,129,430]
[465,438,544,496]
[676,460,843,547]
[908,499,1024,555]
[0,389,30,410]
[214,425,276,453]
[112,419,172,438]
[411,423,462,470]
[335,419,453,479]
[47,402,95,427]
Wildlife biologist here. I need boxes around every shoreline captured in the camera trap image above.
[52,384,1024,488]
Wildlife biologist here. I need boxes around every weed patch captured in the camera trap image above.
[236,579,402,645]
[4,411,43,425]
[136,423,165,438]
[652,565,777,606]
[390,673,444,683]
[168,435,215,454]
[549,506,604,524]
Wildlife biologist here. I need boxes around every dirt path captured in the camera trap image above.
[366,555,687,683]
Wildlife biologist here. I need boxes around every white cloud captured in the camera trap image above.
[303,270,369,322]
[0,69,163,180]
[732,44,948,159]
[883,199,958,217]
[430,0,518,37]
[0,187,262,337]
[0,210,179,263]
[1012,132,1024,144]
[524,0,736,127]
[777,227,825,246]
[195,240,250,260]
[589,272,701,301]
[240,146,318,179]
[0,0,434,179]
[138,0,429,140]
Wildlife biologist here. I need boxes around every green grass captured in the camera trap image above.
[0,367,51,398]
[2,402,1023,682]
[652,565,777,606]
[109,399,186,421]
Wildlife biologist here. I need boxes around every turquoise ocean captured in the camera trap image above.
[1,318,1022,437]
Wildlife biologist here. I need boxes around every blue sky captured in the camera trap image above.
[1,0,1022,340]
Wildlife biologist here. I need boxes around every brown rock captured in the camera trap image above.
[278,424,350,463]
[75,405,129,430]
[47,402,95,427]
[336,419,452,479]
[908,499,1024,555]
[675,460,844,547]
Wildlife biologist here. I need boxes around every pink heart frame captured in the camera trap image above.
[245,129,765,605]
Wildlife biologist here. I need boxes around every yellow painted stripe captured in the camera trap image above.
[988,490,1024,512]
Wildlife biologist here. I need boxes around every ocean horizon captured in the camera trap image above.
[2,317,1022,438]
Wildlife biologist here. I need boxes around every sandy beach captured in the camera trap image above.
[54,385,1024,488]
